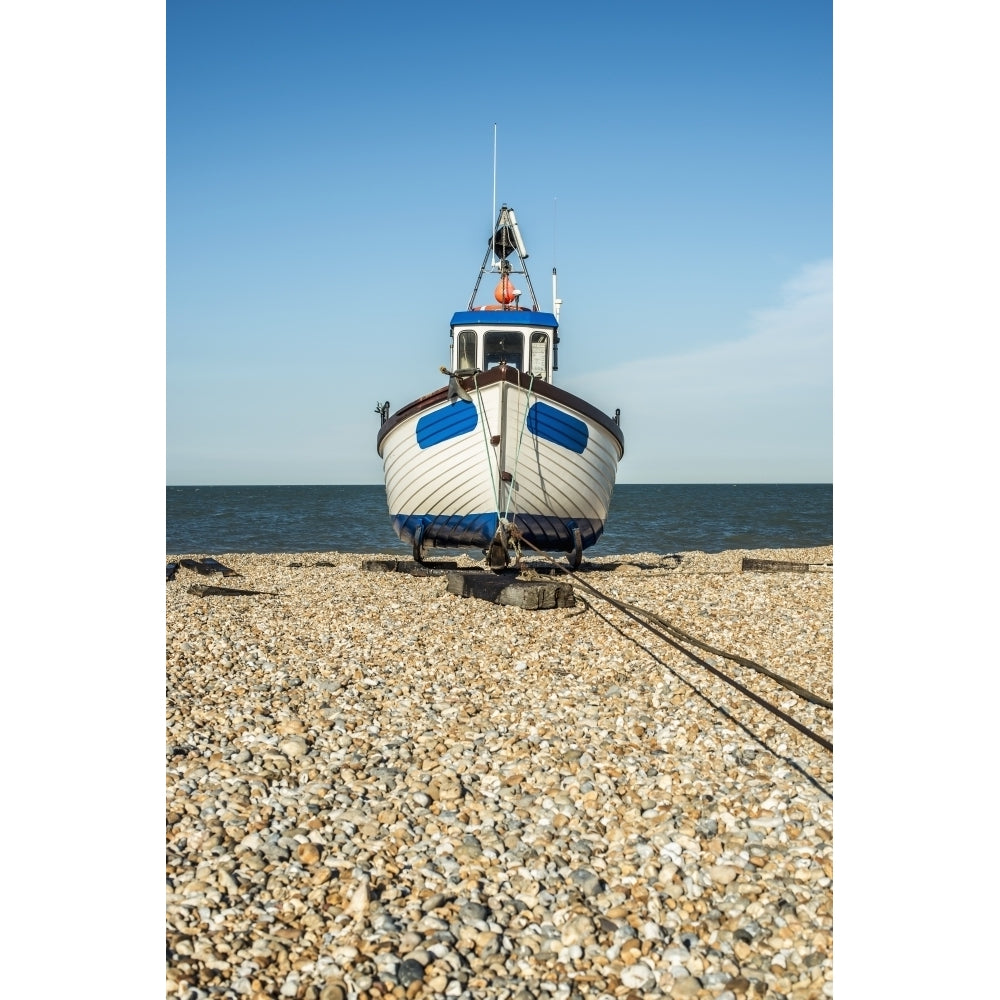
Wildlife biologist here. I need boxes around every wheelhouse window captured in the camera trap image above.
[529,332,549,379]
[457,330,477,371]
[484,331,524,370]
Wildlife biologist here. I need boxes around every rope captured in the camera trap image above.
[501,371,538,568]
[511,530,833,753]
[620,603,833,710]
[502,371,536,522]
[470,372,502,519]
[466,366,537,560]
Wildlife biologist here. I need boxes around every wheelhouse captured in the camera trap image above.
[448,310,559,383]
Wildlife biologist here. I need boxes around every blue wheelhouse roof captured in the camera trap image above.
[450,310,558,329]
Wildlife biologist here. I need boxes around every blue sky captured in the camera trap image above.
[166,1,832,484]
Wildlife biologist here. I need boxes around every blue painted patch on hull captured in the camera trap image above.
[526,401,588,454]
[416,400,477,449]
[391,512,605,553]
[393,512,498,549]
[513,514,605,552]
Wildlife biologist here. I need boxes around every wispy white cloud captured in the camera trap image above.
[563,260,833,482]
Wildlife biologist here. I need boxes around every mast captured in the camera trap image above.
[491,124,499,270]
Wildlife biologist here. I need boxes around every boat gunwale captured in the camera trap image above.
[376,365,625,456]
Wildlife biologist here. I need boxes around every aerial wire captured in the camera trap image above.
[491,123,498,269]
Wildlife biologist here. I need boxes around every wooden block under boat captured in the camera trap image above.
[445,571,575,609]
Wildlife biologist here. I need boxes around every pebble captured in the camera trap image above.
[621,963,657,989]
[166,546,833,998]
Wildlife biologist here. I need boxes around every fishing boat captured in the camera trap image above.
[375,205,624,569]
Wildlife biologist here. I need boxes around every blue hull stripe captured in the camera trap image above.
[416,400,477,449]
[391,512,605,553]
[527,401,588,454]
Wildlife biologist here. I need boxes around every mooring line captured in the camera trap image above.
[502,371,536,522]
[470,372,502,518]
[513,533,832,754]
[620,600,832,710]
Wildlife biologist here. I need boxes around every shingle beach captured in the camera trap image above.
[166,546,833,1000]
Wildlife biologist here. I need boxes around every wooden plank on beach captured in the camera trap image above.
[178,558,239,577]
[741,558,811,573]
[187,584,270,598]
[200,558,239,577]
[362,559,459,576]
[445,571,575,609]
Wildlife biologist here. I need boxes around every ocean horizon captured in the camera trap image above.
[167,483,832,558]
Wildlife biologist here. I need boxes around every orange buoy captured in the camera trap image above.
[494,277,518,304]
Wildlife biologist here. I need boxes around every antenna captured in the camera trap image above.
[552,197,557,265]
[552,198,561,319]
[491,124,499,270]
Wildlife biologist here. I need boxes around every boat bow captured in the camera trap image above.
[375,205,624,568]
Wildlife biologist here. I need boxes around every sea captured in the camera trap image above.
[166,484,832,557]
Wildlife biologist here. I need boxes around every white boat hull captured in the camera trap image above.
[377,367,624,556]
